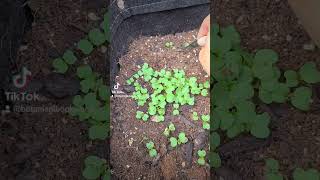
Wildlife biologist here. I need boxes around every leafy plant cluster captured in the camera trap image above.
[165,41,174,48]
[52,11,111,141]
[162,123,189,148]
[51,11,110,179]
[70,65,109,140]
[127,63,209,123]
[212,24,320,140]
[146,141,158,157]
[265,158,320,180]
[210,24,320,169]
[197,150,207,165]
[82,155,110,180]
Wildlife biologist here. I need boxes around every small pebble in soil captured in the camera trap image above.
[286,35,293,42]
[262,35,271,41]
[303,43,316,51]
[88,12,100,21]
[100,45,107,53]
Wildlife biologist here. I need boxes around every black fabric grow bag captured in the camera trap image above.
[109,0,210,83]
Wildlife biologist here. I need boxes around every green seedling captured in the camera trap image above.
[163,128,170,137]
[127,63,210,126]
[78,39,94,55]
[168,123,175,131]
[146,141,158,158]
[142,114,149,121]
[169,137,178,148]
[192,112,199,121]
[163,123,175,137]
[201,114,210,130]
[197,150,206,166]
[178,132,188,144]
[89,28,106,46]
[265,158,284,180]
[82,155,109,180]
[172,109,179,116]
[165,41,174,48]
[63,50,77,65]
[136,111,144,119]
[53,58,68,74]
[212,24,320,144]
[293,168,320,180]
[209,151,221,168]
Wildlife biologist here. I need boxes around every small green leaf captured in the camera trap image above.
[149,149,157,157]
[88,124,108,140]
[89,28,106,46]
[52,58,68,73]
[284,70,299,87]
[209,152,221,168]
[250,113,270,138]
[77,65,93,79]
[197,150,206,157]
[63,50,77,65]
[78,39,94,55]
[299,62,320,84]
[291,87,312,111]
[170,137,178,148]
[146,141,154,149]
[82,166,101,180]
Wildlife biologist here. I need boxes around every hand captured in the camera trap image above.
[198,15,210,75]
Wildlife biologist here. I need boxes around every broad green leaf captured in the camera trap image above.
[220,25,241,46]
[265,158,280,172]
[291,87,312,111]
[99,85,109,101]
[299,62,320,84]
[284,70,299,87]
[254,49,278,64]
[209,152,221,168]
[89,28,106,46]
[211,132,220,149]
[88,124,108,140]
[259,88,273,104]
[78,39,94,55]
[84,156,105,167]
[62,50,77,65]
[82,166,101,180]
[266,173,283,180]
[230,82,254,103]
[293,168,320,180]
[73,95,83,107]
[271,83,290,103]
[52,58,68,74]
[250,113,270,138]
[77,65,93,79]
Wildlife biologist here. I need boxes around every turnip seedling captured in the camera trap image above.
[192,112,199,121]
[53,58,68,74]
[146,141,158,158]
[170,137,178,148]
[89,28,106,46]
[178,132,188,144]
[63,50,77,65]
[82,155,108,180]
[197,150,206,166]
[165,41,174,48]
[168,123,175,131]
[78,39,94,55]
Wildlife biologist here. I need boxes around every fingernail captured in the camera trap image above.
[197,36,207,47]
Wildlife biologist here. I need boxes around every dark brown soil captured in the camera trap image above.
[110,31,210,179]
[213,0,320,179]
[0,1,108,179]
